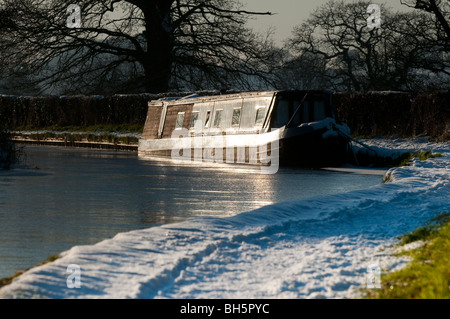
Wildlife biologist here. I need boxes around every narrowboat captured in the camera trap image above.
[138,90,351,170]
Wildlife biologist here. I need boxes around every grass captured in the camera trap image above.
[381,149,442,184]
[381,173,392,184]
[396,150,443,167]
[0,254,60,289]
[12,124,144,146]
[354,148,443,169]
[13,124,144,134]
[12,127,141,146]
[364,212,450,299]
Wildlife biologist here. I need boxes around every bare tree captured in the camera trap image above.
[401,0,450,44]
[285,0,449,92]
[0,6,41,94]
[275,51,329,90]
[0,0,278,94]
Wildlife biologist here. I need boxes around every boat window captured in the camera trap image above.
[313,101,327,121]
[205,111,211,128]
[213,109,223,128]
[175,112,185,130]
[255,107,266,125]
[190,111,199,128]
[232,108,241,126]
[273,100,290,128]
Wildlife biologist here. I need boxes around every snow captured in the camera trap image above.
[0,138,448,299]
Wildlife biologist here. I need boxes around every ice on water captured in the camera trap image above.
[1,139,448,299]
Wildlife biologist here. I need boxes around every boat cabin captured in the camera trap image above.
[139,90,349,168]
[141,90,337,140]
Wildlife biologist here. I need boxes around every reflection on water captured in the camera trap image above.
[0,145,382,279]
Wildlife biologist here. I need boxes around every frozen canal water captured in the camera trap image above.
[2,139,447,299]
[0,145,383,280]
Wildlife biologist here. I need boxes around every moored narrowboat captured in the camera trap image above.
[138,90,351,170]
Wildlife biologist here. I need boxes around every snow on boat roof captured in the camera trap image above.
[148,90,333,105]
[149,90,277,104]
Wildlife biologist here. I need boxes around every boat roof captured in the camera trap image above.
[148,90,333,105]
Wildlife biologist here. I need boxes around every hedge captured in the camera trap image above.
[1,91,449,139]
[334,91,449,139]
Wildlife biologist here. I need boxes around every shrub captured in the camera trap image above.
[0,130,21,170]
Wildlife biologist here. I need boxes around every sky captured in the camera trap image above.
[243,0,414,44]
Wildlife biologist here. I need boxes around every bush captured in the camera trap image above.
[0,130,20,170]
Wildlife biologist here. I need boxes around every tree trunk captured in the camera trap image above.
[140,2,175,93]
[429,0,450,45]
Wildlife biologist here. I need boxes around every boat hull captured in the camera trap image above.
[138,123,349,169]
[278,126,349,167]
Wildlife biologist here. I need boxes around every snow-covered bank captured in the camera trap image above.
[0,138,448,299]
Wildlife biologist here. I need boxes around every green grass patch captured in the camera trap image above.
[0,254,60,289]
[364,212,450,299]
[379,150,442,182]
[382,173,392,184]
[396,150,443,167]
[354,148,443,168]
